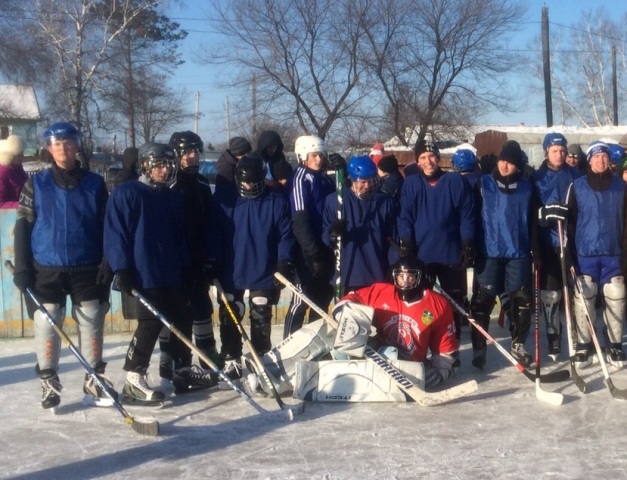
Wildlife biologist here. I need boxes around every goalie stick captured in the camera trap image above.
[556,220,587,394]
[568,266,627,401]
[274,272,478,406]
[4,261,159,436]
[213,280,304,416]
[435,284,567,406]
[131,289,294,420]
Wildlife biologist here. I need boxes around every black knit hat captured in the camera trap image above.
[498,140,524,170]
[413,139,440,159]
[377,154,399,174]
[229,136,252,157]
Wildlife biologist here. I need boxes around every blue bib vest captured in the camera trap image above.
[574,175,624,257]
[480,175,532,259]
[31,169,103,267]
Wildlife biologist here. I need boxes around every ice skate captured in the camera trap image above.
[547,333,561,362]
[83,371,118,407]
[574,343,594,368]
[511,342,533,368]
[122,371,165,406]
[159,353,173,381]
[223,356,243,380]
[39,370,63,412]
[471,347,487,370]
[605,344,626,368]
[172,365,217,394]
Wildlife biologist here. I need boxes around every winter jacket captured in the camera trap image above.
[0,163,27,208]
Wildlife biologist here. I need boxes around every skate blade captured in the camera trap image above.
[82,394,115,407]
[548,354,559,362]
[121,394,165,408]
[174,385,213,396]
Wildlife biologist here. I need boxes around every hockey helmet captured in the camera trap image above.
[542,132,568,152]
[608,143,625,166]
[169,131,204,157]
[294,135,327,164]
[392,256,429,302]
[138,142,178,187]
[347,155,378,199]
[451,149,477,173]
[235,155,266,199]
[43,122,81,145]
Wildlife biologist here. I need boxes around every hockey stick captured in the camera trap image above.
[556,220,587,394]
[274,272,478,406]
[533,266,564,405]
[4,261,159,436]
[436,284,568,405]
[568,266,627,401]
[334,166,344,302]
[131,289,293,419]
[213,280,304,416]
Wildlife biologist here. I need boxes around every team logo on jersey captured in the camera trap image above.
[422,310,434,326]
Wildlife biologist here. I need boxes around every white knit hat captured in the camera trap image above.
[0,135,25,165]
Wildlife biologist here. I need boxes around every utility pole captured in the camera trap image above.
[542,7,553,128]
[612,45,618,126]
[252,74,257,139]
[226,96,231,141]
[194,91,200,134]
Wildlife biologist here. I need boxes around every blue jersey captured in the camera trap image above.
[210,186,295,291]
[104,180,189,289]
[322,189,395,289]
[398,171,475,265]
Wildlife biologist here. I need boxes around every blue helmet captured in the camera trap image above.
[347,155,377,181]
[43,122,81,145]
[542,132,567,152]
[451,149,477,173]
[608,144,625,166]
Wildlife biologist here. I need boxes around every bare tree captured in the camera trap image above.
[362,0,526,146]
[199,0,373,140]
[536,7,627,127]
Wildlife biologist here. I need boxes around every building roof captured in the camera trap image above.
[0,84,40,121]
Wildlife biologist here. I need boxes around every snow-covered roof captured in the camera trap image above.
[0,84,40,121]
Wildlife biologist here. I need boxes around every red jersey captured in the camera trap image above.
[341,283,458,362]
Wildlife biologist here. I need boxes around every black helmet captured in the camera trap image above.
[235,155,266,198]
[391,256,429,302]
[169,131,203,157]
[138,142,177,187]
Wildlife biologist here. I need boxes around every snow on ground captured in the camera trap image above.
[2,323,627,480]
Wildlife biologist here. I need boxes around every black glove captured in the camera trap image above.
[398,238,416,258]
[460,240,475,269]
[329,219,347,243]
[538,203,568,226]
[13,269,35,293]
[114,269,134,295]
[202,258,221,282]
[310,251,334,282]
[328,153,347,171]
[274,261,296,288]
[96,259,113,286]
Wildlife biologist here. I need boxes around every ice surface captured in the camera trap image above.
[1,324,627,480]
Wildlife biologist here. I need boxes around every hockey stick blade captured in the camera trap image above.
[4,261,160,436]
[535,378,564,406]
[569,358,588,394]
[607,379,627,401]
[521,368,570,384]
[275,272,478,406]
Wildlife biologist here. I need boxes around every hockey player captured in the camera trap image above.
[451,148,482,189]
[534,132,581,360]
[157,131,221,388]
[210,155,296,379]
[471,141,541,368]
[283,135,339,338]
[397,139,475,343]
[13,122,115,409]
[105,143,206,402]
[322,155,395,292]
[377,154,404,201]
[215,136,252,192]
[550,141,627,367]
[253,130,293,189]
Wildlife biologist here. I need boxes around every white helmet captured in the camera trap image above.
[294,135,327,163]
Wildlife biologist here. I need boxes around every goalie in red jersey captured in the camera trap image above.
[334,256,460,389]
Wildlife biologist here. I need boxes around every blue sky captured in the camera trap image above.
[164,0,627,146]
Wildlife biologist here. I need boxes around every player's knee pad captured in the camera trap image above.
[603,276,625,343]
[247,318,336,395]
[540,290,562,333]
[72,299,108,328]
[34,304,65,371]
[510,287,532,341]
[573,275,596,342]
[470,288,495,321]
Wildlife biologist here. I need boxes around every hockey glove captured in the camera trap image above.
[538,203,568,226]
[114,269,134,295]
[13,269,35,293]
[460,240,476,269]
[329,219,348,243]
[424,353,457,390]
[274,261,296,288]
[398,238,416,258]
[328,153,347,171]
[310,251,334,282]
[96,258,113,286]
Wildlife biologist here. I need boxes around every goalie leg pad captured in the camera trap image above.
[243,319,335,395]
[293,358,426,402]
[333,301,374,358]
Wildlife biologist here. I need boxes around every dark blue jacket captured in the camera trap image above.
[322,189,395,289]
[104,180,189,289]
